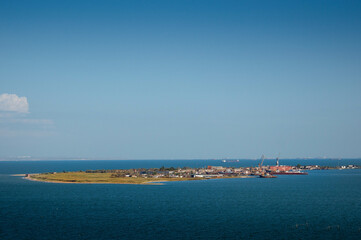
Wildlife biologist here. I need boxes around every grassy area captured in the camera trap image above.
[28,172,204,184]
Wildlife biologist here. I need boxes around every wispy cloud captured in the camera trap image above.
[5,118,54,125]
[0,93,29,113]
[0,129,55,137]
[0,93,55,137]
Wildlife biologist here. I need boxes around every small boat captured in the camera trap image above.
[222,159,240,163]
[259,173,277,178]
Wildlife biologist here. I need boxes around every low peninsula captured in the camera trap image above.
[26,166,253,184]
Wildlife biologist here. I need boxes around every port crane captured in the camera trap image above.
[258,155,265,176]
[276,153,280,167]
[259,154,277,178]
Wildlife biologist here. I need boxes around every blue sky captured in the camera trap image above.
[1,0,361,159]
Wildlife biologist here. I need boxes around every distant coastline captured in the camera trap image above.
[3,157,361,161]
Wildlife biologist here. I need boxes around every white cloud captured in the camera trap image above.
[10,119,54,125]
[0,93,29,113]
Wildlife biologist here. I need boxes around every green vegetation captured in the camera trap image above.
[28,171,203,184]
[27,165,258,185]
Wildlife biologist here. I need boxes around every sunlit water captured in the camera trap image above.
[1,160,361,239]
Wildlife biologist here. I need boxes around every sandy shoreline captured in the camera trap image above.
[24,174,169,185]
[23,174,252,185]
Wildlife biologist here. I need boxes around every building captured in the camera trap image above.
[269,165,292,172]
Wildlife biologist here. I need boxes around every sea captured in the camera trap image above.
[1,159,361,240]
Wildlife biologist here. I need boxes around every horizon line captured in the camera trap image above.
[1,157,360,161]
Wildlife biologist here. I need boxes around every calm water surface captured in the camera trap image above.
[1,160,361,239]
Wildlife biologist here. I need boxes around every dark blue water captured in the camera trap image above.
[1,160,361,239]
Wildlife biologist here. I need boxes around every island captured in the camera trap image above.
[25,164,360,184]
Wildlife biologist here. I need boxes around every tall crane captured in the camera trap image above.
[258,154,277,178]
[276,153,280,167]
[259,155,265,175]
